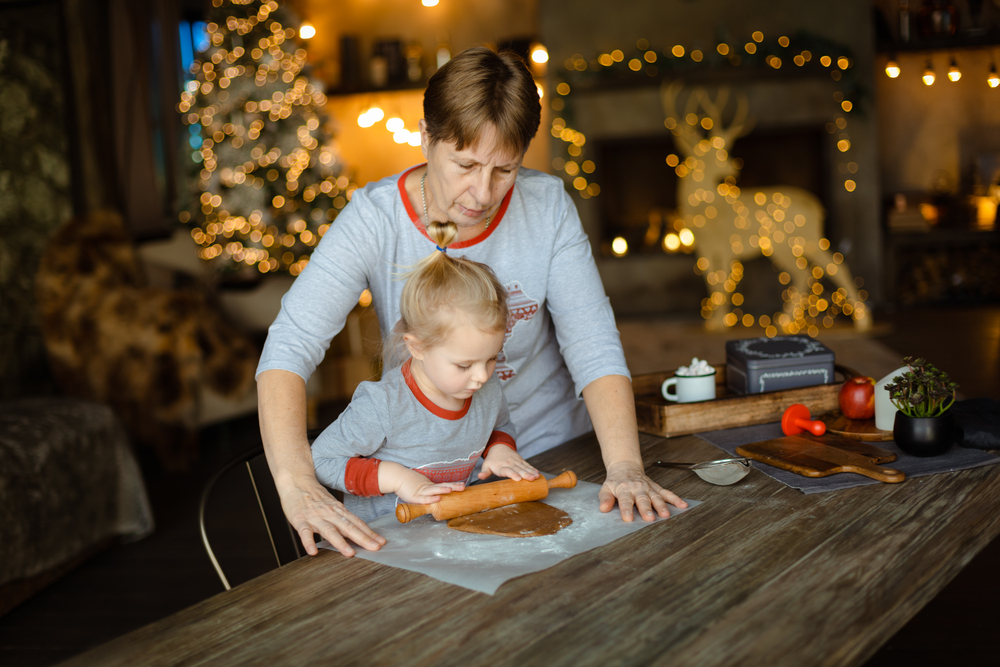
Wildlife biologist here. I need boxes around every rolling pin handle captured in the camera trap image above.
[547,470,577,489]
[395,502,431,524]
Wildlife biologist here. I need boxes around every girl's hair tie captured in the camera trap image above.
[435,245,447,253]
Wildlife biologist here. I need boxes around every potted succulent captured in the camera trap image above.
[884,356,959,457]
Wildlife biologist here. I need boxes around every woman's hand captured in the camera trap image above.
[275,473,386,558]
[479,444,539,481]
[598,461,688,522]
[380,461,465,505]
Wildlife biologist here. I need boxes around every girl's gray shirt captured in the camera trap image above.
[312,361,516,522]
[257,165,630,459]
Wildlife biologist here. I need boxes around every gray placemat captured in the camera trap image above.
[697,423,1000,494]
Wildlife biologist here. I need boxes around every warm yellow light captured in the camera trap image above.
[885,60,900,78]
[663,233,681,251]
[611,237,628,256]
[752,31,764,43]
[971,196,998,229]
[948,59,961,82]
[298,23,315,39]
[358,107,384,128]
[923,68,935,85]
[679,228,695,246]
[422,0,439,6]
[531,45,549,64]
[671,45,685,58]
[989,65,1000,88]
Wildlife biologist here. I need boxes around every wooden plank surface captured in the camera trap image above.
[61,431,1000,667]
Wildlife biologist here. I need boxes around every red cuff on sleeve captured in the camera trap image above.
[344,457,383,497]
[482,431,517,458]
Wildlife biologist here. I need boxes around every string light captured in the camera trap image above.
[948,58,961,82]
[180,0,356,275]
[885,51,998,83]
[551,31,868,333]
[298,22,315,39]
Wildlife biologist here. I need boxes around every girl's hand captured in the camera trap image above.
[479,444,539,482]
[386,464,465,504]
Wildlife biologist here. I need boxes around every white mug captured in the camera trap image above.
[661,371,717,403]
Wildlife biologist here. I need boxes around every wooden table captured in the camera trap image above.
[63,431,1000,667]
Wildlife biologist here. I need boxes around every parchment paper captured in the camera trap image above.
[321,477,701,595]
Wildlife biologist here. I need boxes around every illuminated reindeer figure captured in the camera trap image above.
[660,82,870,333]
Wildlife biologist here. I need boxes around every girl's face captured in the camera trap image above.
[419,121,524,231]
[405,319,505,411]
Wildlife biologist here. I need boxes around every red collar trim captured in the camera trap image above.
[401,358,471,420]
[399,164,511,249]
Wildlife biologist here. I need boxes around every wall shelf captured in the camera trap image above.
[884,226,1000,305]
[877,31,1000,54]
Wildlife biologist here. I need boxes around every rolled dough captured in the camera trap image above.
[446,501,572,537]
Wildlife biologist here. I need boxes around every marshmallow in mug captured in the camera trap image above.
[676,357,713,377]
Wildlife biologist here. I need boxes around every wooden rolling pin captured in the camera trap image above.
[395,470,577,523]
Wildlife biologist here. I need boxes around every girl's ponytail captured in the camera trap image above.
[392,220,508,361]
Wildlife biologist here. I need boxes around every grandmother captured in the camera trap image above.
[256,45,687,557]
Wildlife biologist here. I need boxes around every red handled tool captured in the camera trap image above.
[781,403,827,436]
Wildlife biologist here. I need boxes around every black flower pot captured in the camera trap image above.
[893,411,957,457]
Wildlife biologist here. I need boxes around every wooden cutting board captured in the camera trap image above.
[736,433,906,483]
[819,411,894,441]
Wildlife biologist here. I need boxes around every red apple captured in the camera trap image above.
[839,376,876,420]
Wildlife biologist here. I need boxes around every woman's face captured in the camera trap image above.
[420,121,524,230]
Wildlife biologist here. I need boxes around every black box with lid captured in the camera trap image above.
[726,335,835,395]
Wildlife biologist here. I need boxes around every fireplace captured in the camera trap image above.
[594,125,830,256]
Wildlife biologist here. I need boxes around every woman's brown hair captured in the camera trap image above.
[423,46,541,158]
[395,221,509,355]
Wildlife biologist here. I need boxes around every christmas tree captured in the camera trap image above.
[178,0,354,277]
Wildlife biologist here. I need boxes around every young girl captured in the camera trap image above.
[311,220,539,522]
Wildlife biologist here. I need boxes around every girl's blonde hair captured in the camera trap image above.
[395,221,508,355]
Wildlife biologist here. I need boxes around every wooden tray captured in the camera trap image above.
[818,411,894,442]
[633,363,859,439]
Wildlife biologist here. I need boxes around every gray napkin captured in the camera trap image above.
[697,422,1000,494]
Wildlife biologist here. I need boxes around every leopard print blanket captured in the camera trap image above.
[35,210,257,469]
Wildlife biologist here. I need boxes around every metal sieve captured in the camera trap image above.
[652,457,752,486]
